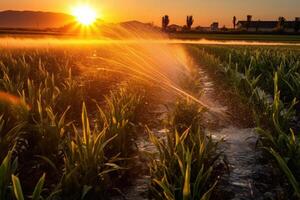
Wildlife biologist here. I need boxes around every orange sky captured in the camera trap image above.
[1,0,300,27]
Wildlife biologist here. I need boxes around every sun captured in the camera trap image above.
[72,5,97,25]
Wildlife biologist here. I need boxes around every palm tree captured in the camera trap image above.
[162,15,170,31]
[233,16,237,29]
[186,16,194,30]
[246,15,252,30]
[277,16,286,31]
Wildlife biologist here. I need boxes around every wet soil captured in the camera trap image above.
[197,64,286,200]
[112,86,176,200]
[113,61,286,200]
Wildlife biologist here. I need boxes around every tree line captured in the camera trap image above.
[162,15,194,31]
[162,15,300,32]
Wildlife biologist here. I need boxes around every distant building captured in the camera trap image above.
[167,24,182,32]
[237,18,300,32]
[210,22,219,31]
[220,26,228,31]
[237,21,276,32]
[194,26,210,32]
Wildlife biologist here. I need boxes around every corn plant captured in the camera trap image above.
[149,97,219,200]
[0,115,25,160]
[11,173,46,200]
[96,86,143,157]
[148,127,218,200]
[0,151,18,200]
[196,45,300,102]
[61,103,123,199]
[56,68,83,115]
[169,99,205,133]
[256,73,300,197]
[0,92,29,160]
[18,98,71,164]
[189,45,300,198]
[269,148,300,198]
[0,48,136,199]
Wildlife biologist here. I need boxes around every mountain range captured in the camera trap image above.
[0,10,75,28]
[0,10,162,39]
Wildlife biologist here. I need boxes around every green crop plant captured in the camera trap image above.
[188,45,300,198]
[169,98,205,133]
[269,148,300,198]
[0,152,51,200]
[148,127,218,200]
[256,73,300,197]
[0,47,147,199]
[61,103,123,199]
[0,115,25,160]
[0,151,18,200]
[195,46,300,102]
[0,91,29,160]
[149,96,219,200]
[12,173,46,200]
[96,86,143,158]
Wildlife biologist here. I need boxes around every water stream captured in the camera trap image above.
[110,50,286,199]
[112,61,283,200]
[112,90,174,200]
[197,66,284,200]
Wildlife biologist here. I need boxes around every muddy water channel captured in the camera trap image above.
[113,62,285,200]
[197,66,284,200]
[112,88,176,200]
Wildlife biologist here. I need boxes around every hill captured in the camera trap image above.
[59,20,162,38]
[0,10,75,28]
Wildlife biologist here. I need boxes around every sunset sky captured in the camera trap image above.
[1,0,300,27]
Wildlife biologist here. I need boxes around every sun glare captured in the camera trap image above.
[72,5,97,25]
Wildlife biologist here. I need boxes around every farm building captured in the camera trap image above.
[210,22,219,31]
[167,24,182,32]
[237,18,300,32]
[194,26,210,31]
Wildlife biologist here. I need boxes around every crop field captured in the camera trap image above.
[188,45,300,199]
[0,37,300,200]
[170,33,300,43]
[0,40,222,200]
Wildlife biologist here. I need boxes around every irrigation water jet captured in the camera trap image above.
[0,35,230,117]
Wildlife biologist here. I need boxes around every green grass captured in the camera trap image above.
[170,33,300,42]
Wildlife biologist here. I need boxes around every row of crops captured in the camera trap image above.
[4,43,298,200]
[0,48,146,199]
[188,45,300,199]
[0,47,219,200]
